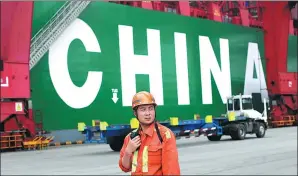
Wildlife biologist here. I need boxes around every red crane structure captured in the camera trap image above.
[261,2,298,127]
[0,1,297,150]
[1,2,36,141]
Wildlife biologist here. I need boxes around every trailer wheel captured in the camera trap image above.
[255,122,266,138]
[230,123,246,140]
[108,136,125,152]
[207,135,222,141]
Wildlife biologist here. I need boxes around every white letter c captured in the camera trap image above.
[49,18,102,109]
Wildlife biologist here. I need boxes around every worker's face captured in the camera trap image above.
[135,104,155,125]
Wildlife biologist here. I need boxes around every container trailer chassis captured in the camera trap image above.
[78,113,268,151]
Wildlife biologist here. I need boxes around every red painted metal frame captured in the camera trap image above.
[115,1,297,35]
[262,2,298,123]
[262,2,291,95]
[0,2,33,99]
[0,2,36,137]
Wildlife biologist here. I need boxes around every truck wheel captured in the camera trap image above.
[207,135,222,141]
[230,123,246,140]
[255,122,266,138]
[108,136,125,152]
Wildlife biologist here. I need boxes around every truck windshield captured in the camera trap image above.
[242,98,253,110]
[227,99,233,111]
[233,98,240,110]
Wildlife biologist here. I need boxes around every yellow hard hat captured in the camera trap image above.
[132,91,157,110]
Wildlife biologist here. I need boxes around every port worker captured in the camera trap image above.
[118,91,181,175]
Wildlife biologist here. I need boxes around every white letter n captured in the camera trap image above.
[118,25,163,106]
[199,36,232,104]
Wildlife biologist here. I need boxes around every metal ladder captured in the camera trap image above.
[29,1,91,70]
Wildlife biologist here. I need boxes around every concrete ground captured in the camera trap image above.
[1,127,297,175]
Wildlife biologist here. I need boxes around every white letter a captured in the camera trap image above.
[243,42,268,100]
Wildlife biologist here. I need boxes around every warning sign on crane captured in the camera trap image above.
[0,76,9,87]
[15,102,23,112]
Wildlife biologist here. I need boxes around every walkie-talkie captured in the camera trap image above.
[130,128,140,151]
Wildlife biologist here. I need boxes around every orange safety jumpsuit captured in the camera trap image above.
[119,122,181,175]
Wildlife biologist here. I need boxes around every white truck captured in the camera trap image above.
[208,94,269,141]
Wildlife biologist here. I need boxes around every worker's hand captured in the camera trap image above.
[125,136,141,153]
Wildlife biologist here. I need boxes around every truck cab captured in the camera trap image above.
[207,94,269,141]
[226,94,268,123]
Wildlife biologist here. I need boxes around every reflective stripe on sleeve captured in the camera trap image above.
[132,151,138,172]
[142,146,148,172]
